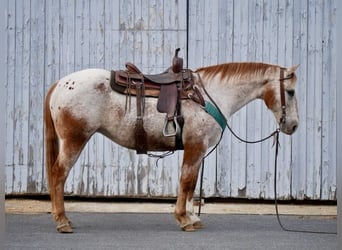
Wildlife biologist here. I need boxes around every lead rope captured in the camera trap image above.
[197,113,336,235]
[273,130,336,235]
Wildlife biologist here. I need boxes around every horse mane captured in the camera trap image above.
[195,62,278,82]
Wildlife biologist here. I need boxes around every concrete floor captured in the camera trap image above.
[5,212,337,250]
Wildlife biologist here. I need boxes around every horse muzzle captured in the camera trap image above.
[279,119,298,135]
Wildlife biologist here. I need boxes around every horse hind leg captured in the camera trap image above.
[50,136,89,233]
[49,154,73,233]
[45,84,92,233]
[174,142,207,232]
[48,109,92,233]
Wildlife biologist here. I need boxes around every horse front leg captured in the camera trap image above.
[186,196,204,230]
[174,142,206,232]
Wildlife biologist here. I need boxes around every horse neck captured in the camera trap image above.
[200,73,267,118]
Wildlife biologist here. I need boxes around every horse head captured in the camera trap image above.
[263,65,299,135]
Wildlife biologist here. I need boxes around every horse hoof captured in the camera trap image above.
[181,223,196,232]
[57,223,73,233]
[193,221,204,229]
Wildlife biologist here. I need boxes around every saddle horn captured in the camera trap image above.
[172,48,183,73]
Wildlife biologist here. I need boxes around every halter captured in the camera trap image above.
[279,67,294,125]
[279,69,286,124]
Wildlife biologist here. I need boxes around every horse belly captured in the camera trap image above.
[100,100,177,151]
[101,100,222,152]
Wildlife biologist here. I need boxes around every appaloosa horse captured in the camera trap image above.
[44,62,299,233]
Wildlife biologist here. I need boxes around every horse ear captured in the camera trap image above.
[287,64,300,74]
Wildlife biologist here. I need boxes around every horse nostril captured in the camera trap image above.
[292,125,298,132]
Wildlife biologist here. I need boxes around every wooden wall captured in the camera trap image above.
[4,0,337,200]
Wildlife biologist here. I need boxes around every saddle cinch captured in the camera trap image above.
[110,48,204,154]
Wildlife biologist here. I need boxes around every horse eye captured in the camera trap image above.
[287,73,294,78]
[287,90,295,97]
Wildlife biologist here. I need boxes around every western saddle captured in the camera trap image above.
[110,48,204,154]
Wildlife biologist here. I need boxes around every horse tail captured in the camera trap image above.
[44,83,59,191]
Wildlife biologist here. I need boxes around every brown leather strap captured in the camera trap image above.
[187,84,205,107]
[135,82,147,154]
[279,68,286,124]
[175,87,184,150]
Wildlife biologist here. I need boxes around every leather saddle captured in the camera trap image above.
[111,48,193,98]
[110,48,204,154]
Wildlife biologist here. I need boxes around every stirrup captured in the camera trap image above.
[163,116,180,137]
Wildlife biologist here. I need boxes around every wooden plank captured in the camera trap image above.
[230,0,249,197]
[0,1,7,240]
[45,0,60,83]
[245,0,264,199]
[80,0,106,196]
[321,0,337,200]
[74,0,91,70]
[119,0,135,61]
[103,0,120,196]
[276,0,293,199]
[216,133,232,197]
[27,0,46,193]
[59,0,77,194]
[291,0,308,200]
[312,0,324,199]
[71,0,91,195]
[305,0,317,199]
[12,0,32,193]
[263,0,281,199]
[290,0,302,199]
[148,0,163,31]
[133,1,143,68]
[104,0,120,69]
[306,0,323,199]
[5,0,18,193]
[255,0,274,198]
[188,0,205,68]
[217,0,234,64]
[326,1,337,200]
[5,0,15,193]
[216,0,234,197]
[164,0,178,30]
[59,0,75,76]
[202,0,219,66]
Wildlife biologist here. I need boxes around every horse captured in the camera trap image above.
[44,62,299,233]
